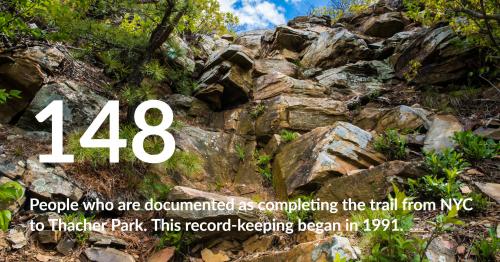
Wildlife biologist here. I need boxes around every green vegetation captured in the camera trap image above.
[235,144,246,161]
[471,228,499,262]
[465,192,490,214]
[280,130,300,143]
[138,174,172,201]
[409,168,463,200]
[63,212,94,244]
[250,104,266,119]
[164,150,203,178]
[354,185,463,261]
[1,0,238,107]
[424,149,470,176]
[403,59,422,82]
[168,120,185,132]
[255,152,272,185]
[0,89,21,104]
[453,131,499,161]
[285,194,314,225]
[68,124,177,167]
[374,129,408,160]
[311,0,375,20]
[0,181,24,231]
[404,0,499,57]
[158,230,194,250]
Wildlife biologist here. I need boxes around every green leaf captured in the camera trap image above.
[0,210,12,231]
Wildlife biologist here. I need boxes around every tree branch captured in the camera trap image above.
[455,8,500,21]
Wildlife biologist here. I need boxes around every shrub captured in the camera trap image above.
[164,150,203,178]
[409,167,464,200]
[453,131,499,161]
[374,129,408,160]
[285,195,314,225]
[235,144,246,161]
[255,152,272,184]
[142,60,167,82]
[62,212,94,244]
[166,68,198,96]
[464,192,490,214]
[354,185,463,261]
[121,83,157,105]
[158,230,194,250]
[138,174,172,201]
[472,228,499,262]
[250,104,265,119]
[280,130,299,143]
[0,181,24,231]
[68,124,170,167]
[424,149,469,176]
[0,89,21,104]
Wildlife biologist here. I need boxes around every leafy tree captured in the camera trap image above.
[404,0,499,56]
[311,0,376,19]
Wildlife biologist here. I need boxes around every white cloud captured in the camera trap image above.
[218,0,287,30]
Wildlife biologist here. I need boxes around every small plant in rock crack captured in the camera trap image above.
[255,152,272,185]
[374,129,408,160]
[235,144,246,161]
[424,149,469,176]
[280,129,300,143]
[285,194,314,225]
[0,181,24,231]
[403,59,422,82]
[471,228,499,262]
[138,174,172,201]
[250,104,266,119]
[163,150,203,178]
[453,131,499,161]
[63,212,95,244]
[0,89,21,104]
[158,230,194,251]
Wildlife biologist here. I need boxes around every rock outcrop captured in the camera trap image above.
[272,122,385,198]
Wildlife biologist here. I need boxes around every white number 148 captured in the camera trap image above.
[35,100,175,164]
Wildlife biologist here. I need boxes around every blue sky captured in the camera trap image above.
[219,0,332,30]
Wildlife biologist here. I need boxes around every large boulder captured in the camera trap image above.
[374,105,432,132]
[166,186,258,220]
[196,64,252,109]
[264,26,317,53]
[0,56,45,124]
[254,72,327,100]
[16,81,107,132]
[301,28,372,69]
[255,96,349,137]
[315,161,426,221]
[288,16,331,28]
[25,158,84,202]
[360,12,406,38]
[235,30,270,57]
[253,59,299,78]
[423,115,463,152]
[15,46,65,72]
[393,26,477,85]
[170,125,261,189]
[205,45,254,71]
[315,60,394,96]
[272,122,385,198]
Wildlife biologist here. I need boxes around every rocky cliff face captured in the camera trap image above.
[0,1,498,262]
